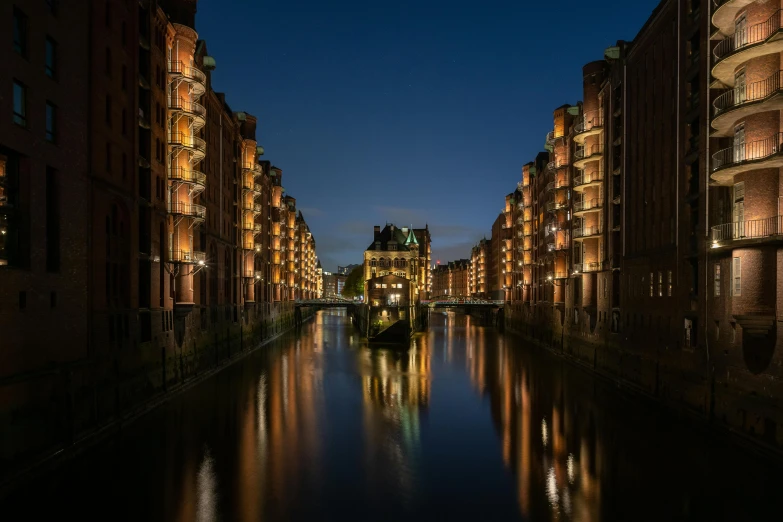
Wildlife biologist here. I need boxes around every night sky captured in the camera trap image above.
[196,0,659,272]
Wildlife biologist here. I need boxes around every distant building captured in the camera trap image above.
[337,264,360,275]
[363,223,426,305]
[432,259,471,298]
[470,239,490,298]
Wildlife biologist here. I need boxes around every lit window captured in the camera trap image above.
[667,270,672,296]
[714,263,720,297]
[649,272,653,297]
[13,81,27,126]
[657,271,662,297]
[732,257,741,296]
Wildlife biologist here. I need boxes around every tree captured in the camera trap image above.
[342,266,364,299]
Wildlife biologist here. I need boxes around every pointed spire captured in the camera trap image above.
[405,227,418,245]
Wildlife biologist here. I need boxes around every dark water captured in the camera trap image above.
[4,310,783,521]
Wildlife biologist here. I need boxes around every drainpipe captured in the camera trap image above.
[704,0,713,419]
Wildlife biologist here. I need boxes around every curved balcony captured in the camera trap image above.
[573,225,602,240]
[517,180,530,193]
[546,271,569,280]
[713,71,783,136]
[168,131,206,163]
[713,1,757,36]
[546,200,568,214]
[711,132,783,185]
[168,60,206,97]
[168,201,206,221]
[168,96,206,130]
[573,111,604,144]
[574,198,602,215]
[242,270,264,280]
[242,179,263,194]
[572,262,601,274]
[573,144,603,169]
[545,130,556,146]
[168,166,206,191]
[138,109,151,130]
[243,163,265,179]
[573,171,603,191]
[169,249,206,265]
[711,215,783,249]
[712,10,783,86]
[546,179,569,192]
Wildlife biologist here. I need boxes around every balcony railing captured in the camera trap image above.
[574,198,602,212]
[169,249,206,264]
[168,166,206,188]
[546,271,568,280]
[242,179,264,194]
[573,225,602,238]
[714,70,783,116]
[546,130,556,145]
[168,60,207,87]
[546,200,568,213]
[712,132,783,171]
[168,201,206,219]
[574,144,602,161]
[573,261,601,273]
[574,111,604,134]
[168,96,206,124]
[714,10,783,62]
[168,131,206,154]
[573,171,603,188]
[711,215,783,242]
[547,160,556,172]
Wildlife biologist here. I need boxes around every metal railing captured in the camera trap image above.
[712,132,783,171]
[574,144,602,161]
[546,271,568,280]
[546,179,569,192]
[168,60,207,85]
[574,110,604,134]
[573,261,601,273]
[546,130,556,145]
[714,70,783,116]
[573,225,602,238]
[714,10,783,61]
[711,215,783,242]
[168,201,206,219]
[242,179,264,193]
[547,160,556,172]
[573,171,603,188]
[574,198,602,212]
[168,131,206,153]
[167,96,206,121]
[169,249,206,264]
[546,200,568,213]
[168,166,206,187]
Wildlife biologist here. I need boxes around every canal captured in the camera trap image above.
[3,310,782,521]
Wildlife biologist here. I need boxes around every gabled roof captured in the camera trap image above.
[366,224,416,251]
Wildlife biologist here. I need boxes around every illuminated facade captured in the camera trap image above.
[363,224,424,305]
[431,259,471,298]
[469,238,489,298]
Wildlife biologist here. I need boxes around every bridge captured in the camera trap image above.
[423,298,504,308]
[294,298,356,307]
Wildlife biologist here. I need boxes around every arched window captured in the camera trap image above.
[371,258,377,267]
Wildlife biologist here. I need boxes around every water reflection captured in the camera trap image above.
[3,310,783,521]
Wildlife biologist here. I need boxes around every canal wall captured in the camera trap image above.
[0,303,313,494]
[504,304,783,456]
[354,304,427,342]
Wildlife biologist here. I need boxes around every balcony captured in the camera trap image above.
[573,111,604,144]
[711,215,783,249]
[545,130,556,146]
[712,10,783,86]
[546,179,569,192]
[573,171,603,191]
[573,262,602,274]
[138,108,151,130]
[573,144,603,169]
[168,131,206,163]
[712,71,783,137]
[546,200,568,213]
[242,179,264,194]
[712,1,756,37]
[711,132,783,185]
[168,167,206,197]
[517,180,529,193]
[168,60,206,97]
[169,249,206,265]
[573,198,602,214]
[242,270,264,280]
[545,271,568,280]
[168,201,206,221]
[168,96,206,130]
[243,163,265,179]
[573,225,602,240]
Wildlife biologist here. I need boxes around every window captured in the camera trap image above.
[715,321,720,340]
[667,270,672,296]
[106,142,111,172]
[13,81,27,126]
[649,272,654,297]
[45,102,56,142]
[13,8,28,57]
[121,21,127,46]
[732,256,741,296]
[657,271,663,297]
[46,167,60,271]
[45,37,57,78]
[714,263,720,296]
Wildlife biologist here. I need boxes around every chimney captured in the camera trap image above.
[374,226,380,240]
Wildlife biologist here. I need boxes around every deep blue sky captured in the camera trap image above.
[197,0,659,272]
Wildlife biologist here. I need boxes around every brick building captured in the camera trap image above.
[431,259,471,298]
[363,223,429,305]
[1,0,321,473]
